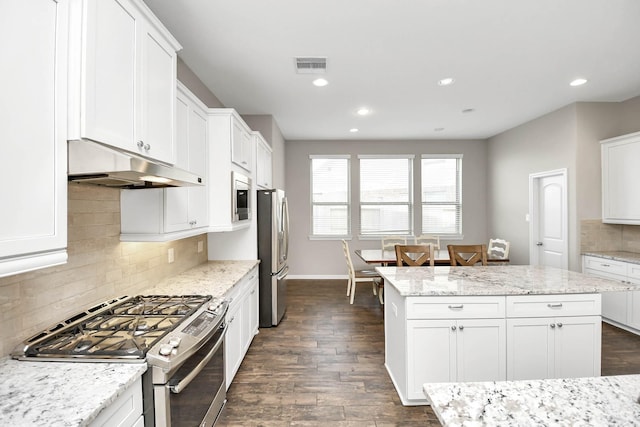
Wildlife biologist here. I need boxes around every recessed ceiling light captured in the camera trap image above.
[462,108,475,114]
[438,77,455,86]
[357,108,370,116]
[434,127,445,132]
[570,78,588,87]
[350,128,359,133]
[312,78,328,87]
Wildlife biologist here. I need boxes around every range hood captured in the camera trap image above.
[68,140,203,188]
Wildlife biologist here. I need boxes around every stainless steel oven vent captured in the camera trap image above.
[295,57,327,74]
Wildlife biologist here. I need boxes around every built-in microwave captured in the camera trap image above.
[232,171,251,222]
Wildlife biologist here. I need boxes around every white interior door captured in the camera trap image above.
[529,169,568,269]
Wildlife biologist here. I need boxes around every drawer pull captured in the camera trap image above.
[448,304,464,310]
[601,263,611,267]
[547,303,563,308]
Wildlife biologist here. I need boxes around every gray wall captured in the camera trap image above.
[487,96,640,271]
[487,105,578,268]
[285,139,487,277]
[177,57,224,108]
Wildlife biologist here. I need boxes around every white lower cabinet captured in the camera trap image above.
[89,377,143,427]
[225,267,259,389]
[407,318,505,400]
[385,285,601,405]
[583,255,640,332]
[505,294,601,381]
[507,316,601,380]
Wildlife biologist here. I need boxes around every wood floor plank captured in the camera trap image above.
[217,279,640,426]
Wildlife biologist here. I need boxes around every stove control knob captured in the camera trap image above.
[208,303,219,312]
[168,337,181,348]
[159,344,174,357]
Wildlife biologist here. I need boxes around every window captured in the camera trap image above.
[310,156,350,237]
[421,155,462,236]
[359,155,413,236]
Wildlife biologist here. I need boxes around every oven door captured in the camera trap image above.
[154,325,226,427]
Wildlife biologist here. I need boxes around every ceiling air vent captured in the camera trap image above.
[295,57,327,74]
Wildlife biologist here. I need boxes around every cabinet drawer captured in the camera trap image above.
[406,296,505,319]
[506,294,601,318]
[583,256,628,276]
[626,263,640,282]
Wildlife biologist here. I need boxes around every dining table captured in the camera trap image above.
[354,248,509,265]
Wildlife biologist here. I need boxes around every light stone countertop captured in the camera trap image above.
[376,265,638,296]
[142,259,260,298]
[0,260,259,426]
[423,375,640,426]
[583,250,640,265]
[0,357,146,427]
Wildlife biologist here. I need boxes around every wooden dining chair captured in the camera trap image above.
[447,244,488,266]
[342,240,383,304]
[395,245,435,267]
[488,238,510,260]
[414,234,440,250]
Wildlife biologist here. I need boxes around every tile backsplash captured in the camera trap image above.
[0,184,208,357]
[581,219,640,253]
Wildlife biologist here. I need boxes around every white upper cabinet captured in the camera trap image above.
[229,112,253,172]
[120,83,208,241]
[67,0,181,164]
[254,132,273,189]
[0,0,68,277]
[207,109,255,231]
[601,131,640,224]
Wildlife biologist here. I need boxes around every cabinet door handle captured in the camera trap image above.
[458,325,464,331]
[550,323,556,328]
[137,140,144,148]
[451,325,457,331]
[557,323,563,328]
[547,303,563,308]
[448,305,464,310]
[144,143,151,151]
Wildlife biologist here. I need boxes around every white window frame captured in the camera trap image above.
[309,155,351,240]
[358,154,414,238]
[421,154,463,238]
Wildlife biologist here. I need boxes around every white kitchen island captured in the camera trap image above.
[377,265,636,406]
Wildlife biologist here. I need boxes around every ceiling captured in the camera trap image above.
[144,0,640,141]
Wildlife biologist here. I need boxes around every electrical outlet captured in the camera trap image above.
[168,248,175,263]
[197,240,203,253]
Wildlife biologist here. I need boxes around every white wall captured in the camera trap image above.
[285,139,488,277]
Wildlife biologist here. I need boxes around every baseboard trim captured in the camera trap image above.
[287,274,347,280]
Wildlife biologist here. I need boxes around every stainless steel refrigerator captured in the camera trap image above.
[257,189,289,327]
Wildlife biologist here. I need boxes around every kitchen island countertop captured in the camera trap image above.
[376,264,637,296]
[0,260,259,426]
[424,374,640,426]
[583,250,640,265]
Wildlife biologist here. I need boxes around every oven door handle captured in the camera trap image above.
[169,328,225,394]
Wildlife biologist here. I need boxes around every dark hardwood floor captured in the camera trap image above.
[217,279,640,426]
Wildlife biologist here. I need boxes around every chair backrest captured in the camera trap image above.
[447,244,488,266]
[488,238,510,259]
[381,236,407,251]
[341,239,356,275]
[395,244,435,267]
[414,234,440,250]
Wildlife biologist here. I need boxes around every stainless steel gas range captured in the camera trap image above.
[12,294,228,427]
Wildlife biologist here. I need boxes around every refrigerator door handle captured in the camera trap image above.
[275,264,289,280]
[282,197,290,262]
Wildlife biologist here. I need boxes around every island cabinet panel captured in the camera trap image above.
[506,294,601,381]
[507,316,601,381]
[385,290,507,405]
